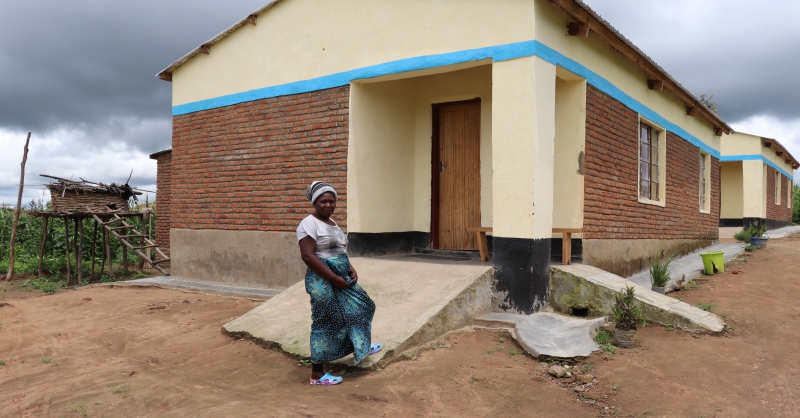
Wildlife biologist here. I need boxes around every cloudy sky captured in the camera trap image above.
[1,0,798,206]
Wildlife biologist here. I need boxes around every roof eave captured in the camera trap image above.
[557,0,733,135]
[156,0,284,82]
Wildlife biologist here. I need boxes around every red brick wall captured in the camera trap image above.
[584,85,719,240]
[154,152,172,256]
[766,166,792,223]
[170,86,349,232]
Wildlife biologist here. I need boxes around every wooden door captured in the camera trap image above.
[432,100,481,250]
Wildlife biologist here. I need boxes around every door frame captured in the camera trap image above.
[430,97,481,249]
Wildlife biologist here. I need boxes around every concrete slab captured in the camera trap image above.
[551,264,725,333]
[104,276,281,300]
[476,312,605,358]
[223,256,493,367]
[627,242,745,291]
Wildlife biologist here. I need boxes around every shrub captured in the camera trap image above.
[649,255,674,287]
[612,286,644,331]
[733,229,751,243]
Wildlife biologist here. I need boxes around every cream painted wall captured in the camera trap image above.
[348,81,416,233]
[348,65,493,234]
[172,0,535,106]
[533,0,720,153]
[722,132,795,175]
[492,57,556,240]
[720,162,743,219]
[552,75,586,235]
[742,160,766,218]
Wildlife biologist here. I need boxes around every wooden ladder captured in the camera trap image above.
[90,212,170,276]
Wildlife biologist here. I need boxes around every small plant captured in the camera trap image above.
[594,329,617,354]
[732,229,752,243]
[697,302,717,312]
[110,384,128,397]
[665,324,675,332]
[744,244,757,252]
[40,357,53,364]
[649,254,675,288]
[131,272,147,280]
[746,222,767,238]
[686,280,699,291]
[509,349,523,356]
[0,360,6,366]
[613,286,644,331]
[612,383,622,391]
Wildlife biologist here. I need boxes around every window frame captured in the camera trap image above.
[699,152,711,213]
[775,171,781,205]
[637,118,666,207]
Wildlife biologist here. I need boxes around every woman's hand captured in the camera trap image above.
[329,275,351,289]
[348,264,358,286]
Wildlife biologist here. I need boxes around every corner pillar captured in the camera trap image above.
[491,57,556,314]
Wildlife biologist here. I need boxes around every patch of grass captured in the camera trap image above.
[697,302,717,312]
[22,276,65,293]
[594,329,617,354]
[581,361,593,374]
[594,329,613,345]
[744,244,757,252]
[612,383,622,391]
[131,272,147,280]
[298,359,311,367]
[110,384,128,398]
[0,360,6,366]
[40,357,53,364]
[665,324,675,331]
[686,280,699,291]
[724,325,734,332]
[486,346,501,355]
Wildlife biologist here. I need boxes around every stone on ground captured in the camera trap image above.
[223,256,492,367]
[476,312,605,358]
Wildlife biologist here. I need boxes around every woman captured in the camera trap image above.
[297,181,381,386]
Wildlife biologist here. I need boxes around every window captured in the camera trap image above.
[789,180,793,208]
[699,153,710,213]
[638,121,665,204]
[775,171,781,205]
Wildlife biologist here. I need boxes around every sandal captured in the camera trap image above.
[369,343,383,355]
[310,373,342,386]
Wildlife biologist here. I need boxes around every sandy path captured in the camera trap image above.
[1,233,798,417]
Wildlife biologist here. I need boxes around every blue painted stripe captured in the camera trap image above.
[172,39,719,158]
[720,155,794,179]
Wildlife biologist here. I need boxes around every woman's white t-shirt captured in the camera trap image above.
[296,215,348,258]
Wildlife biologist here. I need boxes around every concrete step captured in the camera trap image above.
[551,264,725,333]
[223,256,493,367]
[476,312,605,358]
[104,276,281,300]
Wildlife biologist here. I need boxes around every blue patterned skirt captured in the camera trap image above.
[305,253,375,364]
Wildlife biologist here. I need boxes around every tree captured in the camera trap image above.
[793,184,800,224]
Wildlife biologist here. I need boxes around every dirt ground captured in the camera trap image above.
[1,235,799,417]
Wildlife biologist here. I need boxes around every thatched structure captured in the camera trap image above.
[43,175,138,215]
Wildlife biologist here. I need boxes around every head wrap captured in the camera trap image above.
[306,181,338,204]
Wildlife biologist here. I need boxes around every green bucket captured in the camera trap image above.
[700,251,725,274]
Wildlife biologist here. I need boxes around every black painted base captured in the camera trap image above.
[492,237,552,315]
[347,231,430,256]
[719,217,792,231]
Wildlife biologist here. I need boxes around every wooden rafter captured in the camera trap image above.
[549,0,731,134]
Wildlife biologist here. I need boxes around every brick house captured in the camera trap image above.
[719,132,798,230]
[152,0,731,314]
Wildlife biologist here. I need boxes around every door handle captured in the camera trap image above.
[440,161,446,172]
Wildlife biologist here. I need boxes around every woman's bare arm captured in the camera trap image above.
[299,236,350,289]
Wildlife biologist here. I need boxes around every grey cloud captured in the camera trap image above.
[0,0,267,149]
[584,0,800,123]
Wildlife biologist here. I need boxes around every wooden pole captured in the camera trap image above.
[64,218,72,285]
[122,232,128,276]
[90,219,98,281]
[99,227,106,275]
[38,216,49,277]
[137,214,145,273]
[5,132,31,282]
[72,218,79,285]
[105,219,113,276]
[77,218,84,284]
